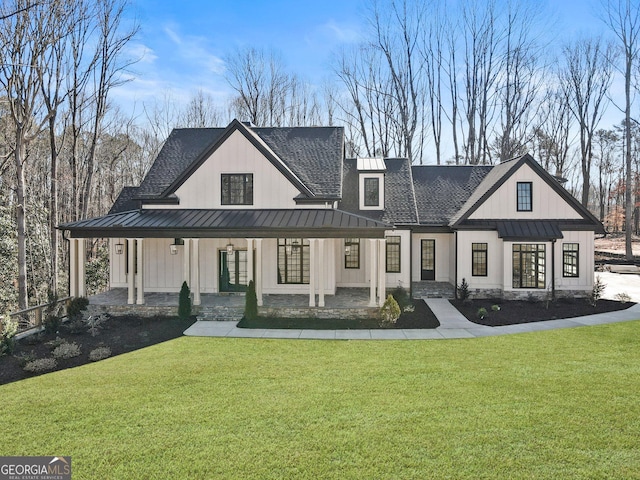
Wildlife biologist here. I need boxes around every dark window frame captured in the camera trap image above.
[562,243,579,278]
[277,238,309,284]
[512,243,546,289]
[344,238,360,269]
[472,243,488,277]
[516,182,532,212]
[385,236,401,273]
[363,177,380,207]
[221,173,253,205]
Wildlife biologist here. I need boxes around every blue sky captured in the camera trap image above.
[114,0,611,123]
[116,0,366,113]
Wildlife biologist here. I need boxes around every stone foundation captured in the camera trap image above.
[258,306,380,320]
[87,304,179,318]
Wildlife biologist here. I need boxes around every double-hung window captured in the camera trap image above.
[472,243,488,276]
[385,236,401,273]
[516,182,532,211]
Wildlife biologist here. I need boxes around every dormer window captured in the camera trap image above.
[222,174,253,205]
[364,178,380,206]
[357,157,385,210]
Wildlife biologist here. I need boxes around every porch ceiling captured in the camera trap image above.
[59,208,391,239]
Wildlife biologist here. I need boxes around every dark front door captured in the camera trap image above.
[421,239,435,280]
[219,250,247,292]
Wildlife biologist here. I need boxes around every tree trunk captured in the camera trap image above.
[49,115,59,297]
[15,128,28,310]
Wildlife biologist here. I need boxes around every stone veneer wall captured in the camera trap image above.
[258,306,380,320]
[467,289,589,301]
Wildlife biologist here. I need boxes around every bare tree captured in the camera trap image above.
[560,38,614,207]
[177,89,224,128]
[0,0,67,309]
[602,0,640,258]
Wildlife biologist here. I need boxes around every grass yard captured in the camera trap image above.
[1,322,640,479]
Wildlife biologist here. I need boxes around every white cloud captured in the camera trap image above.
[163,24,225,75]
[318,20,362,44]
[127,42,158,64]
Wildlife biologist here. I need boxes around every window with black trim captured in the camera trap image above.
[513,244,545,288]
[472,243,488,276]
[386,236,401,273]
[517,182,532,211]
[221,173,253,205]
[345,238,360,269]
[364,177,380,206]
[277,238,309,284]
[563,243,579,277]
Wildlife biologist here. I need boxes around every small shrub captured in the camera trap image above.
[24,358,57,373]
[0,315,18,357]
[477,307,488,319]
[245,280,258,321]
[14,352,34,367]
[44,290,62,334]
[391,285,411,310]
[379,294,401,327]
[52,342,81,359]
[86,314,108,337]
[491,304,501,312]
[588,275,606,307]
[403,304,415,313]
[67,296,89,321]
[178,281,192,319]
[457,278,470,302]
[89,346,112,362]
[45,336,66,350]
[614,292,631,304]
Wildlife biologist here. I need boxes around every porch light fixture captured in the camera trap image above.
[226,243,234,256]
[285,244,292,255]
[345,245,351,256]
[170,238,184,255]
[114,242,124,255]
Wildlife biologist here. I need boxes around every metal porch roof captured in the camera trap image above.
[60,208,391,239]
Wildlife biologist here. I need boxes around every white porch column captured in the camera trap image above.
[192,238,201,306]
[77,238,86,297]
[309,239,316,307]
[318,239,325,307]
[183,238,191,286]
[136,238,144,305]
[246,238,254,284]
[255,239,263,306]
[369,239,377,307]
[70,238,78,297]
[127,238,135,304]
[378,238,386,307]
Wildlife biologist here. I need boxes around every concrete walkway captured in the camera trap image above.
[183,297,640,340]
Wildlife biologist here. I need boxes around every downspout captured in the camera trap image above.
[409,230,413,299]
[551,239,556,300]
[454,231,458,299]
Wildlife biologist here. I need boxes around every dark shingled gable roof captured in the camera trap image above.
[338,158,419,225]
[411,165,492,225]
[253,126,344,199]
[108,187,140,214]
[136,128,226,199]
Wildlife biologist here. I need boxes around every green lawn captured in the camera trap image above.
[1,322,640,479]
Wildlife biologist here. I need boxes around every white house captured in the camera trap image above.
[61,119,603,309]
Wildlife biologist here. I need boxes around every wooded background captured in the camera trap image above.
[1,0,639,313]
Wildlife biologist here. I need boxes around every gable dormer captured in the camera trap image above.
[357,158,385,210]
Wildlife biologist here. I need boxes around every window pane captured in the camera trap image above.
[472,243,487,276]
[563,243,579,277]
[517,182,532,211]
[364,178,379,206]
[513,244,545,288]
[345,238,360,269]
[386,236,401,273]
[277,238,309,284]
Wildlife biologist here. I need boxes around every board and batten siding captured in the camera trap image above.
[142,129,302,210]
[411,233,454,283]
[469,164,582,220]
[456,231,504,291]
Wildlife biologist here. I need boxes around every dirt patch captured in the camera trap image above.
[595,232,640,256]
[450,298,633,327]
[0,315,194,386]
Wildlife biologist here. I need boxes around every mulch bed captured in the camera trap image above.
[237,299,440,330]
[0,315,194,386]
[450,298,634,327]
